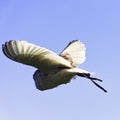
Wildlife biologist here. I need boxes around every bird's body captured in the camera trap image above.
[33,68,89,91]
[33,69,74,90]
[2,40,107,92]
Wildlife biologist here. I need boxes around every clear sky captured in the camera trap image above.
[0,0,120,120]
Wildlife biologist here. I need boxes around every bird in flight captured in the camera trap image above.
[2,40,107,92]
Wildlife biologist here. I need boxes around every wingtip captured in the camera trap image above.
[2,41,8,56]
[70,40,85,47]
[2,40,17,60]
[2,43,5,54]
[71,40,79,43]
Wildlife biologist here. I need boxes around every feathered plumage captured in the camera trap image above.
[2,40,107,92]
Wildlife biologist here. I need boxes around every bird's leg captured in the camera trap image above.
[78,73,107,93]
[90,79,107,93]
[87,76,102,82]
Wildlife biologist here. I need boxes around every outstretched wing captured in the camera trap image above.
[60,40,86,67]
[2,40,71,73]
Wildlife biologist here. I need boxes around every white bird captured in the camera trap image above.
[2,40,107,92]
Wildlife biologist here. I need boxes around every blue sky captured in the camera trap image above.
[0,0,120,120]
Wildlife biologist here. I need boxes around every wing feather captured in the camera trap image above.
[60,40,86,67]
[2,40,71,73]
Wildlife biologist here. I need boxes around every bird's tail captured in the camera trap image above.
[77,73,107,93]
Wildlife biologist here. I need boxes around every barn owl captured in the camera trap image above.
[2,40,107,92]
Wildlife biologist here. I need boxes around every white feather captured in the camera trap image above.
[2,40,107,92]
[60,40,86,67]
[2,40,72,73]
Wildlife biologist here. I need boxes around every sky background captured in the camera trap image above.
[0,0,120,120]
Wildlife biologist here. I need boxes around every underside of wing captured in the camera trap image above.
[60,40,86,67]
[2,40,71,72]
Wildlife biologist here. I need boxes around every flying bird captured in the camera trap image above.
[2,40,107,92]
